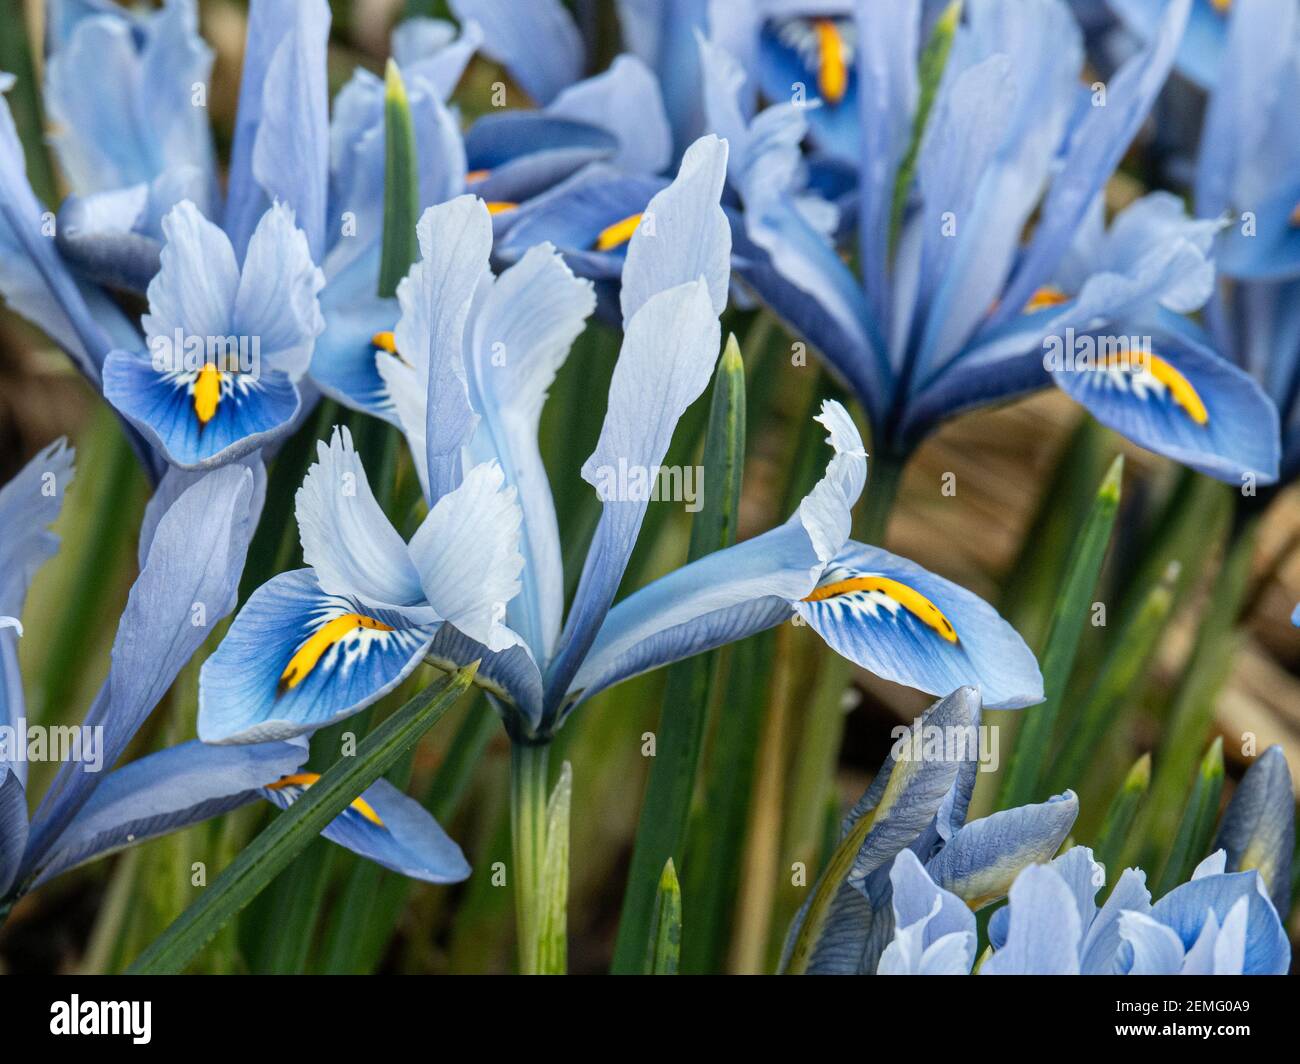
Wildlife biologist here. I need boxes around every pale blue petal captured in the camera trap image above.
[24,465,257,870]
[294,426,428,615]
[45,0,214,197]
[1117,911,1186,975]
[447,0,583,105]
[981,863,1083,974]
[226,0,331,259]
[878,848,976,975]
[1109,0,1229,88]
[1080,866,1153,974]
[573,400,865,700]
[1050,324,1281,485]
[1150,870,1290,975]
[543,281,723,717]
[409,462,525,653]
[392,17,482,99]
[463,244,595,658]
[990,0,1192,328]
[232,202,326,379]
[30,738,307,888]
[926,791,1078,909]
[619,135,732,325]
[547,55,672,175]
[0,439,75,620]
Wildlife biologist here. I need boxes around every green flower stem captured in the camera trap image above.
[510,740,555,974]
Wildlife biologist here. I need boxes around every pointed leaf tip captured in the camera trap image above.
[1099,454,1125,503]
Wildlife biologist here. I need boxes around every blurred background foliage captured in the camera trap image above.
[0,0,1297,973]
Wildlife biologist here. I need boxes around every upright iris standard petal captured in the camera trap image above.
[462,244,595,658]
[103,201,324,470]
[408,461,526,653]
[794,542,1044,710]
[1213,746,1295,917]
[295,427,430,617]
[263,774,470,883]
[618,134,732,324]
[198,569,438,744]
[876,849,976,976]
[447,0,584,106]
[543,279,722,713]
[1109,0,1232,88]
[225,0,331,260]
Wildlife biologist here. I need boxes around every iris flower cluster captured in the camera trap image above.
[0,0,1295,976]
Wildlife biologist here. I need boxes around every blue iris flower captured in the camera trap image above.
[0,444,468,904]
[1195,0,1300,481]
[785,688,1075,973]
[786,687,1292,974]
[214,136,1042,750]
[1,0,335,474]
[716,0,1280,486]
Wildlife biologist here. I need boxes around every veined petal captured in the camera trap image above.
[795,542,1043,710]
[394,197,490,503]
[1050,325,1280,485]
[1116,911,1186,975]
[198,569,437,744]
[925,791,1078,910]
[226,0,330,260]
[1080,866,1154,974]
[262,775,469,883]
[878,849,976,975]
[425,624,543,730]
[546,55,672,176]
[1150,870,1290,975]
[232,202,325,380]
[295,426,427,616]
[310,248,400,420]
[981,863,1083,975]
[29,738,307,889]
[447,0,583,105]
[619,134,732,325]
[25,465,257,872]
[464,113,616,203]
[544,280,722,714]
[1213,746,1295,917]
[572,400,865,700]
[464,244,595,658]
[409,462,525,653]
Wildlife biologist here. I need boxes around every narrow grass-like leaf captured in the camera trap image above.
[646,858,682,974]
[1156,738,1225,896]
[377,60,420,299]
[0,8,58,204]
[126,664,478,974]
[1049,563,1178,792]
[1145,515,1259,848]
[999,455,1123,811]
[611,335,746,973]
[1092,753,1150,874]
